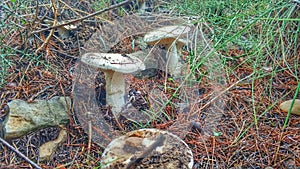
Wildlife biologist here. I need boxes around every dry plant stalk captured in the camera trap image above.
[30,0,136,35]
[35,0,58,54]
[0,137,42,169]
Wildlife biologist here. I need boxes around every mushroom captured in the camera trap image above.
[144,25,190,77]
[81,53,145,116]
[100,128,194,168]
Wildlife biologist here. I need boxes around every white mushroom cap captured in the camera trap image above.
[100,129,194,168]
[81,53,145,73]
[81,52,145,116]
[144,26,190,77]
[144,25,190,45]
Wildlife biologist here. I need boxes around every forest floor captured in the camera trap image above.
[0,0,299,168]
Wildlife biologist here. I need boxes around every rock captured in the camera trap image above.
[279,99,300,115]
[39,128,68,162]
[2,96,70,139]
[100,128,194,169]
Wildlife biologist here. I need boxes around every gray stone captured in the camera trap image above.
[1,96,70,140]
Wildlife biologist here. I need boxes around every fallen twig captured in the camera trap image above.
[126,134,166,169]
[0,137,42,169]
[27,85,54,102]
[30,0,135,35]
[35,0,58,54]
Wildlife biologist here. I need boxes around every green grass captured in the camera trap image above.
[0,0,34,87]
[170,0,299,137]
[174,0,299,55]
[0,0,70,88]
[0,46,14,87]
[1,0,298,130]
[145,0,298,136]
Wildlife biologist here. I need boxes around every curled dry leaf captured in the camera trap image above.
[279,99,300,115]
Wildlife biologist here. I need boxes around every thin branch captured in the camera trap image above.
[27,85,54,102]
[0,137,42,169]
[58,0,82,17]
[35,0,57,54]
[30,0,135,35]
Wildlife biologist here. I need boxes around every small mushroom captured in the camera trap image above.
[144,25,190,77]
[81,53,145,116]
[44,19,77,39]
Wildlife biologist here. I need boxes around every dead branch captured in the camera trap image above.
[30,0,135,35]
[0,137,42,169]
[35,0,58,54]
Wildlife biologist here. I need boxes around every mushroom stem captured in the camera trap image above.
[104,70,125,116]
[139,1,146,14]
[166,43,182,77]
